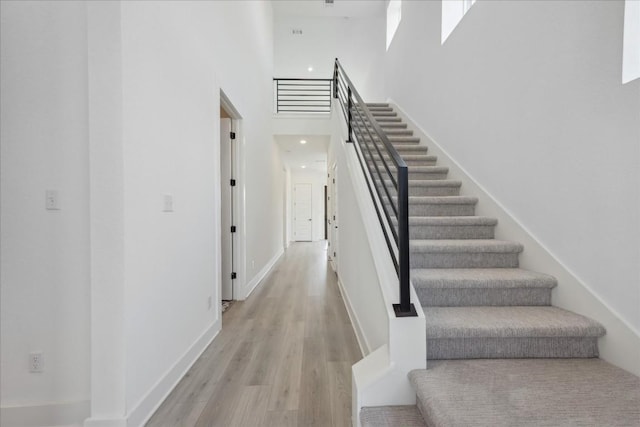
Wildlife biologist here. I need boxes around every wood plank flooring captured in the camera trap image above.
[146,241,362,427]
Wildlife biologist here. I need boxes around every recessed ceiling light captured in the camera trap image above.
[307,66,313,72]
[300,139,307,144]
[301,165,306,169]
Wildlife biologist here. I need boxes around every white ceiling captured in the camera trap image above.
[271,0,386,18]
[275,134,329,172]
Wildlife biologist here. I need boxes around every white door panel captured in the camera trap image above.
[294,183,313,241]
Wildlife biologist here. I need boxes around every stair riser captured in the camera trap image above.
[387,203,476,216]
[408,186,461,197]
[411,252,519,268]
[368,165,447,180]
[384,130,414,136]
[408,204,476,216]
[354,122,407,129]
[408,171,449,180]
[416,288,552,307]
[362,144,428,155]
[426,337,599,359]
[409,224,495,239]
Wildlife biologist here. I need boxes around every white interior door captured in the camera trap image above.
[220,118,234,300]
[294,183,313,241]
[329,164,338,271]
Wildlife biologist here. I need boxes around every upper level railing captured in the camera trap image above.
[273,78,332,114]
[333,59,416,317]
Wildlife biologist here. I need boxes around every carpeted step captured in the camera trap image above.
[395,196,478,216]
[406,180,461,197]
[357,134,421,144]
[424,306,605,359]
[383,128,413,136]
[361,405,426,427]
[409,359,639,426]
[370,164,448,180]
[365,102,389,107]
[369,111,397,117]
[374,116,402,122]
[410,239,522,268]
[406,216,496,239]
[379,122,407,129]
[356,106,394,113]
[375,153,437,166]
[375,179,461,197]
[412,268,556,306]
[362,142,428,155]
[397,154,438,166]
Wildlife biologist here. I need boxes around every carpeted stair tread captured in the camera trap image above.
[413,268,555,306]
[360,405,426,427]
[369,111,397,117]
[412,268,556,289]
[424,306,605,339]
[374,116,402,122]
[408,196,478,205]
[365,102,389,107]
[409,359,640,427]
[369,144,428,154]
[383,128,413,136]
[408,216,495,226]
[410,239,523,254]
[379,122,407,128]
[400,216,496,239]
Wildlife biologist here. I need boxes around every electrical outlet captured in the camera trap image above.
[207,296,212,311]
[29,352,43,373]
[45,190,59,210]
[163,194,174,212]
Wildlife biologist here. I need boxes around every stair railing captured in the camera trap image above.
[273,78,332,114]
[333,58,416,317]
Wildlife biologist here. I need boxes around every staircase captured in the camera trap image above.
[354,103,640,427]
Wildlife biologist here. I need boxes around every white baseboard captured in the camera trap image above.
[243,248,284,299]
[389,98,640,376]
[83,417,126,427]
[1,400,89,427]
[126,319,221,427]
[337,276,370,356]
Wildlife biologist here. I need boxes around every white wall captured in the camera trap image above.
[385,0,640,332]
[1,1,280,426]
[274,15,386,101]
[1,1,91,422]
[119,1,278,422]
[290,169,327,242]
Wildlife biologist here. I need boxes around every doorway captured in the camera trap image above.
[294,183,313,241]
[220,110,234,301]
[219,90,244,307]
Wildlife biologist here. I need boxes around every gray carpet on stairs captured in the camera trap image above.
[410,359,640,427]
[352,103,638,426]
[360,405,426,427]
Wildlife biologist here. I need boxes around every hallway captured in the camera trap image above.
[146,242,362,426]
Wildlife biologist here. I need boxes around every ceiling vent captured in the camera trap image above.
[324,0,334,6]
[292,29,303,35]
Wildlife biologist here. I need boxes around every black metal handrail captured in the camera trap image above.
[273,78,332,114]
[333,59,416,317]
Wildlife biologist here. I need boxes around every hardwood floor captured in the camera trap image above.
[146,241,362,427]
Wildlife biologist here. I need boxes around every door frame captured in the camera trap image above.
[220,90,246,302]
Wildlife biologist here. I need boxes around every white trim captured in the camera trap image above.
[389,98,640,376]
[243,248,284,300]
[337,275,371,356]
[126,320,221,427]
[84,417,126,427]
[1,400,89,427]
